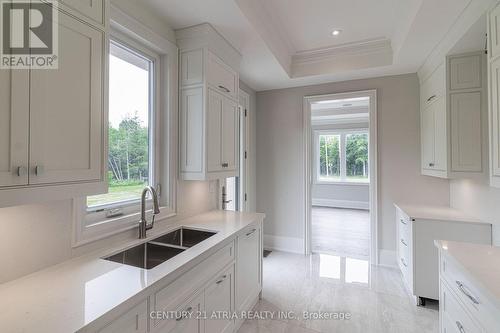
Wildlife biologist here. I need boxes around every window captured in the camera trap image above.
[87,40,155,210]
[318,134,341,182]
[316,130,369,184]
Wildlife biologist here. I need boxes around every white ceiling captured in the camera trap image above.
[141,0,489,91]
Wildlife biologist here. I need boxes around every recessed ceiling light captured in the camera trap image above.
[331,29,342,36]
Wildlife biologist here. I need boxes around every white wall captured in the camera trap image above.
[450,179,500,244]
[256,73,450,259]
[0,0,218,284]
[312,184,369,209]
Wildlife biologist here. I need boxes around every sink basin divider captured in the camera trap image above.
[147,241,188,250]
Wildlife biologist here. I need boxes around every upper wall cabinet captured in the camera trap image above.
[177,23,242,180]
[0,1,107,208]
[419,51,487,179]
[57,0,106,27]
[489,2,500,187]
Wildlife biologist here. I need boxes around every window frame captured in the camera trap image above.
[314,128,370,185]
[72,12,178,247]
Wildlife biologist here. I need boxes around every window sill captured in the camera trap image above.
[72,198,176,248]
[314,181,370,186]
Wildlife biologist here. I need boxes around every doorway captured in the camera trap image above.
[303,90,378,264]
[221,89,250,212]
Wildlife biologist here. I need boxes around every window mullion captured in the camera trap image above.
[341,133,347,181]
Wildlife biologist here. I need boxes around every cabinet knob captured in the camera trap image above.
[16,166,27,177]
[35,165,44,175]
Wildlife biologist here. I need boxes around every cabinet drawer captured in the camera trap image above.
[154,241,234,326]
[98,300,148,333]
[440,282,483,333]
[396,208,411,239]
[208,52,238,101]
[421,63,445,109]
[440,254,500,331]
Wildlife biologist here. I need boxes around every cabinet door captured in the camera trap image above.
[180,87,204,174]
[450,92,482,172]
[29,11,103,185]
[449,55,481,90]
[99,300,148,333]
[236,225,261,312]
[207,89,223,172]
[162,293,204,333]
[421,105,435,170]
[208,52,238,101]
[491,57,500,177]
[433,98,447,171]
[490,3,500,59]
[59,0,104,25]
[205,265,234,333]
[221,98,238,171]
[0,69,29,187]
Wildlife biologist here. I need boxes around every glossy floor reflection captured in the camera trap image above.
[237,251,438,333]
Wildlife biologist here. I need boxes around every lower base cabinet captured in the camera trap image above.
[94,220,263,333]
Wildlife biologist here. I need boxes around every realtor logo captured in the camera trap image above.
[1,0,58,68]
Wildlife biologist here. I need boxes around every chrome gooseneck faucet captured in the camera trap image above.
[139,186,161,239]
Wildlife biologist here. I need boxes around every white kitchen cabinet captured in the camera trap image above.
[437,242,500,332]
[58,0,105,26]
[489,3,500,187]
[205,265,235,333]
[30,9,104,185]
[0,2,106,207]
[177,23,241,180]
[99,300,148,333]
[395,204,491,305]
[236,223,262,313]
[419,51,487,179]
[0,69,29,187]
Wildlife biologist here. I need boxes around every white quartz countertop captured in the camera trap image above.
[435,240,500,310]
[394,203,488,224]
[0,210,265,333]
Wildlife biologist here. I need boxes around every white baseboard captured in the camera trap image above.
[312,198,369,210]
[378,249,397,268]
[264,234,304,254]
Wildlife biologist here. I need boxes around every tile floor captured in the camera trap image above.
[311,207,370,259]
[237,251,439,333]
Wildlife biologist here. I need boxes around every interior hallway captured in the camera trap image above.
[311,207,370,259]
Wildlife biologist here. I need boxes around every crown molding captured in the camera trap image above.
[291,38,393,78]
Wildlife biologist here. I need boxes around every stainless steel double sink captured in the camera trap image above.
[103,227,217,270]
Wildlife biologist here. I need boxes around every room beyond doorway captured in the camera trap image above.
[311,207,370,259]
[303,90,377,264]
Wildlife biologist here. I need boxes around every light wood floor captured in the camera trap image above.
[311,207,370,259]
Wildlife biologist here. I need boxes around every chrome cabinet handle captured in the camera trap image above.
[16,166,27,177]
[427,94,437,102]
[400,258,408,267]
[429,162,435,167]
[216,274,227,284]
[246,228,256,237]
[400,238,408,247]
[455,321,466,333]
[35,165,44,175]
[221,162,229,168]
[176,306,193,321]
[456,281,480,305]
[400,218,407,225]
[218,85,230,93]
